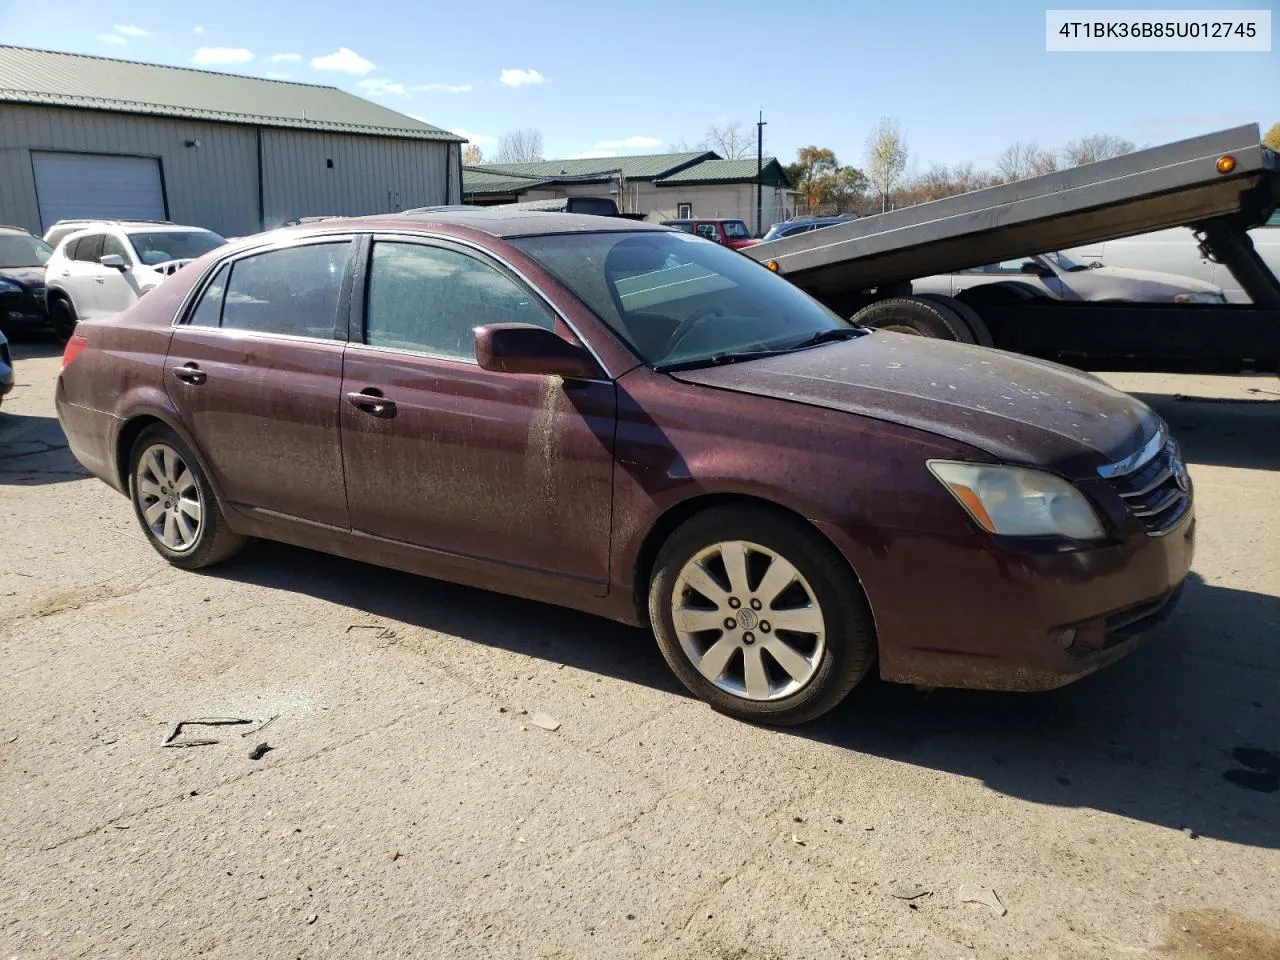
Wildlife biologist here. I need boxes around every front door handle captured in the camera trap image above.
[171,362,207,385]
[346,388,396,418]
[94,276,105,284]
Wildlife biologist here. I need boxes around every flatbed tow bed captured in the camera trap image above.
[744,124,1280,368]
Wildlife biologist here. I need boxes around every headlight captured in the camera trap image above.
[1174,292,1225,304]
[927,461,1106,540]
[0,279,22,295]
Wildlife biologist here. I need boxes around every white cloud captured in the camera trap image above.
[114,24,149,37]
[193,25,204,34]
[499,68,546,87]
[98,33,127,45]
[311,47,375,75]
[594,136,662,151]
[412,83,472,94]
[192,47,255,65]
[357,78,409,97]
[450,128,498,146]
[269,52,303,63]
[568,150,619,160]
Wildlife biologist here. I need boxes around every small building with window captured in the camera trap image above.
[463,153,795,232]
[0,45,464,239]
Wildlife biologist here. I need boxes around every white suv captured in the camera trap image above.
[43,221,226,339]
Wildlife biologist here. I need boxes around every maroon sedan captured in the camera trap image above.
[55,212,1195,724]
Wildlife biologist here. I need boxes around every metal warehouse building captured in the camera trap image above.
[0,46,464,239]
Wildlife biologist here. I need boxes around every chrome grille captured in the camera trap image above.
[1104,437,1191,535]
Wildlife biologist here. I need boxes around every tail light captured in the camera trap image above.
[61,334,88,373]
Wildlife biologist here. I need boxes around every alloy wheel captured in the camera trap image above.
[670,540,826,701]
[134,442,203,552]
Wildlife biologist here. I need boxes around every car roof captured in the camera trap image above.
[311,210,673,240]
[0,225,37,236]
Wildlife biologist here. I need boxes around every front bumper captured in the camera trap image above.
[0,290,49,329]
[819,503,1196,692]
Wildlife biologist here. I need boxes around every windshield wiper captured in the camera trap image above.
[784,327,864,350]
[654,348,793,373]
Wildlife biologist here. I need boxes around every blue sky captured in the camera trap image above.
[1,0,1276,171]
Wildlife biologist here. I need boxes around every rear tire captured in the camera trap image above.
[914,293,994,347]
[851,295,976,343]
[50,297,77,343]
[648,506,876,726]
[128,424,246,570]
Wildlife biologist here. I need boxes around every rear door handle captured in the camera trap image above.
[94,276,105,284]
[171,362,207,385]
[346,389,396,418]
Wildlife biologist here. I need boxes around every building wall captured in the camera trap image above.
[644,183,793,229]
[0,103,458,238]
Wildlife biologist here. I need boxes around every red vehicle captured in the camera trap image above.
[56,212,1194,725]
[660,218,761,250]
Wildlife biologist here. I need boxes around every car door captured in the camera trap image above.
[61,233,106,319]
[96,233,141,316]
[340,235,616,592]
[165,237,355,529]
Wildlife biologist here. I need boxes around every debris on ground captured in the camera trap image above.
[1182,826,1199,839]
[390,851,401,862]
[530,712,561,732]
[790,834,807,846]
[306,914,318,925]
[241,715,279,737]
[888,883,930,900]
[958,883,1006,916]
[247,742,273,760]
[162,718,253,748]
[345,624,395,640]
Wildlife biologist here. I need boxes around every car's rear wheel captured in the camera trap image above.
[128,424,245,570]
[50,298,77,343]
[850,295,976,342]
[648,506,876,725]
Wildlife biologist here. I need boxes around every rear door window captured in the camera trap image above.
[187,263,231,327]
[220,241,351,338]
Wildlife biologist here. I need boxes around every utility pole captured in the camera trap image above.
[756,110,766,237]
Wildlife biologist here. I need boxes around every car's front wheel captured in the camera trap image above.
[648,506,876,725]
[50,297,77,343]
[128,424,246,569]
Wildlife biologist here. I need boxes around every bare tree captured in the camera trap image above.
[703,121,753,159]
[997,141,1059,181]
[865,117,908,212]
[667,138,697,153]
[1061,134,1135,166]
[493,128,545,164]
[461,143,484,166]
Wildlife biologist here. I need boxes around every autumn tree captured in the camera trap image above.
[865,117,908,213]
[462,143,484,166]
[1264,123,1280,151]
[1061,133,1135,166]
[493,128,544,164]
[997,141,1059,181]
[786,146,866,214]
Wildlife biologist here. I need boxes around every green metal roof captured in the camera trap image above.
[0,45,463,142]
[479,151,714,182]
[656,157,792,187]
[462,168,555,196]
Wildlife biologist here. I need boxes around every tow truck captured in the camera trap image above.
[744,124,1280,370]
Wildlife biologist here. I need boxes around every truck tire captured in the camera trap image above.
[915,294,995,347]
[850,296,976,343]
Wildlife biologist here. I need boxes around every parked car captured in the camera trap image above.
[660,218,761,250]
[1061,210,1280,303]
[56,213,1194,725]
[761,215,858,243]
[0,225,53,331]
[44,222,226,339]
[911,250,1226,304]
[0,327,12,408]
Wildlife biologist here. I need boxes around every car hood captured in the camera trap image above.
[1076,265,1221,294]
[0,266,46,289]
[670,332,1158,477]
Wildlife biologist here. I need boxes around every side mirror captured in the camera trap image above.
[1020,260,1052,277]
[99,254,126,269]
[474,323,601,380]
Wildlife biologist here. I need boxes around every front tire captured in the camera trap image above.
[648,506,876,725]
[128,424,245,570]
[50,297,77,343]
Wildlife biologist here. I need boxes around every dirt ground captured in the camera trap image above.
[2,336,1278,960]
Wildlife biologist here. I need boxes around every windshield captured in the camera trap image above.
[509,230,855,370]
[1043,250,1088,271]
[0,235,53,268]
[721,221,752,239]
[127,230,226,265]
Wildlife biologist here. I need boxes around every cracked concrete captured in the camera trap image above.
[3,343,1279,959]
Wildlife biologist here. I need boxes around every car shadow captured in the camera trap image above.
[211,542,1280,849]
[1131,389,1280,471]
[0,413,89,486]
[2,329,64,360]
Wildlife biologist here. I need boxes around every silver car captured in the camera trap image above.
[912,250,1226,303]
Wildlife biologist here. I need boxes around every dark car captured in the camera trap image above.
[0,328,13,408]
[0,225,54,330]
[760,215,858,243]
[55,212,1194,725]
